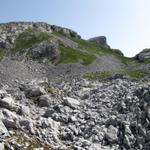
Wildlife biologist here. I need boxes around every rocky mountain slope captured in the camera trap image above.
[0,22,150,150]
[0,21,149,85]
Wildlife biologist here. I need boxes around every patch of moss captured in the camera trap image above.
[141,59,150,64]
[0,48,7,60]
[118,69,148,78]
[83,69,148,80]
[11,28,51,53]
[57,46,96,65]
[46,86,56,94]
[30,96,39,102]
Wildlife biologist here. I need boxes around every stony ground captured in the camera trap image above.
[0,75,150,150]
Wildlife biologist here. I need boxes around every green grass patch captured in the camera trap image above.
[30,96,39,102]
[53,32,136,64]
[139,59,150,64]
[57,46,96,65]
[0,48,7,60]
[46,86,56,94]
[69,37,123,56]
[71,37,137,64]
[52,31,65,37]
[83,69,149,80]
[11,28,51,53]
[53,31,122,56]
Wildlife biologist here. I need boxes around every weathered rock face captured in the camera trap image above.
[88,36,110,48]
[30,42,59,62]
[136,49,150,61]
[0,22,81,48]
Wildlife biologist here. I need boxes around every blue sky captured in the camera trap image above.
[0,0,150,57]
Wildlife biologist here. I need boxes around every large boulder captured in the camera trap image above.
[24,86,46,98]
[88,36,110,48]
[105,125,118,143]
[30,42,59,62]
[0,90,15,110]
[136,49,150,61]
[63,97,80,109]
[38,94,52,107]
[0,41,9,49]
[0,120,9,138]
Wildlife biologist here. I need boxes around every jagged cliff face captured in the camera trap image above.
[0,22,80,49]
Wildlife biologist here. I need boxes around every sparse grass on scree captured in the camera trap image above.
[83,69,148,80]
[57,46,96,65]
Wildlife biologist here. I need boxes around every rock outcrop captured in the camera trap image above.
[88,36,110,48]
[136,48,150,61]
[0,22,81,49]
[30,42,59,62]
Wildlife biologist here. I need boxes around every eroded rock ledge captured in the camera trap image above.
[0,22,81,49]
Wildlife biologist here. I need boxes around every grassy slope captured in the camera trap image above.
[83,69,149,80]
[57,46,96,65]
[53,32,136,65]
[69,36,137,65]
[0,48,7,60]
[0,29,149,68]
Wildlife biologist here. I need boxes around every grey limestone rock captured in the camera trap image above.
[105,125,118,143]
[25,86,46,98]
[38,94,52,107]
[0,90,15,110]
[136,48,150,61]
[0,142,5,150]
[0,120,9,138]
[88,36,110,48]
[63,97,80,109]
[0,22,81,48]
[30,42,59,62]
